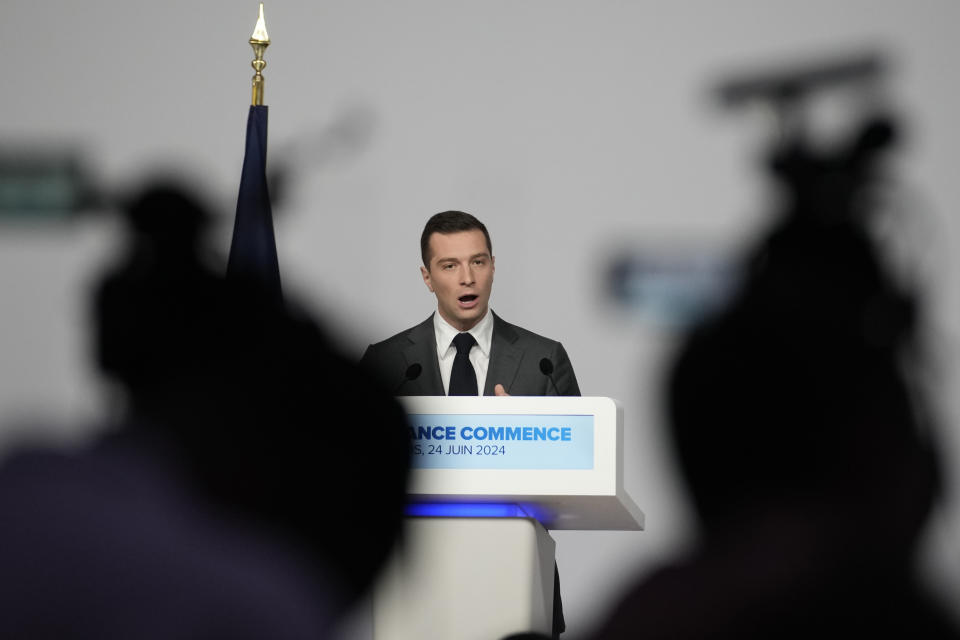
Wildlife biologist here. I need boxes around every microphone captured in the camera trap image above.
[395,363,422,394]
[539,358,561,395]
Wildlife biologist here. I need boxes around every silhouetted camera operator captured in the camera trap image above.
[582,52,960,639]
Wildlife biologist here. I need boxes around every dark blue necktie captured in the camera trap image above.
[449,332,478,396]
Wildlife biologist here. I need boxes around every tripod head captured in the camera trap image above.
[716,50,897,224]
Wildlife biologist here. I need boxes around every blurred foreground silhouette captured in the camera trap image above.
[582,54,960,639]
[0,182,410,638]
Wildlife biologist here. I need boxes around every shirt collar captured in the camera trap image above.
[434,307,493,358]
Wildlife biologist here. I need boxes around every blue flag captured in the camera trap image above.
[227,104,282,300]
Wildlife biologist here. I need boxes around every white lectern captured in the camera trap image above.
[373,396,643,640]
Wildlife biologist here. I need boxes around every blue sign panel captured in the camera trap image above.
[406,413,594,470]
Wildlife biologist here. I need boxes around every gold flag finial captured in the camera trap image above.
[249,3,270,106]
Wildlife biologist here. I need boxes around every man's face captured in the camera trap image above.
[421,229,495,331]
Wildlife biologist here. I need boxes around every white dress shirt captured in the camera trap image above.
[434,308,494,396]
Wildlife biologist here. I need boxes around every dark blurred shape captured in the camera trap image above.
[579,53,960,639]
[268,104,378,209]
[716,50,884,108]
[0,180,410,638]
[603,52,890,332]
[228,104,282,300]
[0,147,99,220]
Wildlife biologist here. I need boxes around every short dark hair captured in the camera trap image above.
[420,210,493,268]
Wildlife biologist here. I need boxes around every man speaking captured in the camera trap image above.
[360,210,577,637]
[360,210,580,398]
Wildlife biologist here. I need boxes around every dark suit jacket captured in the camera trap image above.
[360,312,580,396]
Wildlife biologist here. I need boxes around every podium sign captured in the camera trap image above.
[400,396,644,531]
[407,412,594,469]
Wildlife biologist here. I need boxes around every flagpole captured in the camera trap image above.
[250,3,270,106]
[227,2,281,298]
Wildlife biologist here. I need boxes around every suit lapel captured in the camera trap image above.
[402,315,444,395]
[484,313,522,395]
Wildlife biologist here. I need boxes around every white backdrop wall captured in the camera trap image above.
[3,2,960,637]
